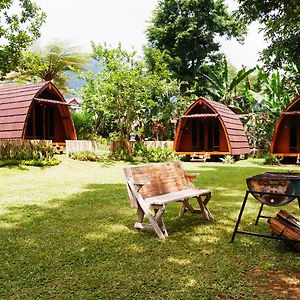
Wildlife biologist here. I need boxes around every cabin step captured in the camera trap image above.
[52,142,66,154]
[191,153,209,162]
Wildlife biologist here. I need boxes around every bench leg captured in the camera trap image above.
[197,194,214,221]
[134,206,145,231]
[134,203,166,239]
[179,199,195,217]
[154,206,168,237]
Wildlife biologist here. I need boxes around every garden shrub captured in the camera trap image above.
[0,140,60,167]
[220,155,235,164]
[132,143,175,162]
[70,151,101,162]
[264,154,281,165]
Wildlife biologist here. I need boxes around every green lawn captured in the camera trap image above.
[0,157,299,299]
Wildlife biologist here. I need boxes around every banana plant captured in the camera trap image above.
[202,59,256,108]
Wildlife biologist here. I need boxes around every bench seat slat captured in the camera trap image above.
[145,188,211,205]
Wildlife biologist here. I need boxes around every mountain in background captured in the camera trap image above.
[67,59,101,94]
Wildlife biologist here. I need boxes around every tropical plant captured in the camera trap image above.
[243,68,295,152]
[0,0,45,77]
[220,155,235,164]
[202,59,256,108]
[15,42,88,93]
[146,0,246,93]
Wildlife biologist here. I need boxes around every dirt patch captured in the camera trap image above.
[247,268,300,299]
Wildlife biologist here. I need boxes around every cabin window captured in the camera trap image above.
[26,104,56,140]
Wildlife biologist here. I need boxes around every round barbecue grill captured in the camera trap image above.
[246,172,300,206]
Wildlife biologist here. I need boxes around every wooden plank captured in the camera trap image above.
[228,135,249,143]
[145,188,211,205]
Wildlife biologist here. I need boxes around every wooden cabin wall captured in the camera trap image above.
[219,128,229,151]
[273,116,300,154]
[274,118,290,153]
[176,119,193,152]
[53,108,67,142]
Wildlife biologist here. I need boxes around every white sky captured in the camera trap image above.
[35,0,266,69]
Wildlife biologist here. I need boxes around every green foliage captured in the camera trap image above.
[0,141,56,163]
[0,0,45,76]
[15,42,88,93]
[70,151,100,162]
[71,111,94,139]
[132,143,175,162]
[237,0,300,73]
[81,43,183,152]
[220,155,235,164]
[263,154,281,165]
[243,68,294,152]
[202,58,256,108]
[146,0,246,93]
[0,158,60,167]
[109,142,175,162]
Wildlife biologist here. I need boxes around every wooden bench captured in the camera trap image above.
[124,162,213,239]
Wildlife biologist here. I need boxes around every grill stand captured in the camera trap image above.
[231,190,300,243]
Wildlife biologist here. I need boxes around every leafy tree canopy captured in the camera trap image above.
[146,0,246,92]
[237,0,300,71]
[81,43,184,149]
[0,0,45,77]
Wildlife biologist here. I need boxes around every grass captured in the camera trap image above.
[0,156,299,299]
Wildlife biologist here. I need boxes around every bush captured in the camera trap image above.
[70,151,99,161]
[264,154,281,165]
[132,143,175,162]
[0,158,60,167]
[0,140,58,167]
[220,155,235,164]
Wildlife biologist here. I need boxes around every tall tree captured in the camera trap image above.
[237,0,300,71]
[0,0,45,77]
[81,43,183,151]
[15,42,88,93]
[146,0,245,93]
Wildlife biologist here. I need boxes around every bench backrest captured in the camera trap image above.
[124,162,190,208]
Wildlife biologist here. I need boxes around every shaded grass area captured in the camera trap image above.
[0,158,300,299]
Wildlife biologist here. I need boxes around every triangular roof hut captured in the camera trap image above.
[0,81,76,142]
[271,96,300,157]
[173,97,250,157]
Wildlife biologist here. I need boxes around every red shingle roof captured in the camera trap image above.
[0,81,64,139]
[206,99,250,155]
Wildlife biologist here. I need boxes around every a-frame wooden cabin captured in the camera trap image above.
[271,96,300,158]
[0,81,76,142]
[173,97,250,158]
